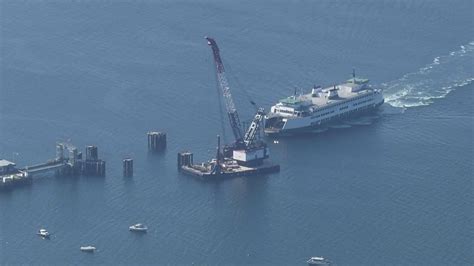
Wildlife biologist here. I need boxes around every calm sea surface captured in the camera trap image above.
[1,0,473,264]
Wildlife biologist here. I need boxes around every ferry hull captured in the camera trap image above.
[265,100,384,136]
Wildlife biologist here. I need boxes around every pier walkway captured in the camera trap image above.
[21,160,70,175]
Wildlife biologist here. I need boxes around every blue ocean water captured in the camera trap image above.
[1,0,473,264]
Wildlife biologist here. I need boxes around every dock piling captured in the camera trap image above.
[147,132,166,152]
[83,145,105,176]
[123,158,133,177]
[177,152,193,170]
[85,146,98,161]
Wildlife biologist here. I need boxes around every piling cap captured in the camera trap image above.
[147,131,164,135]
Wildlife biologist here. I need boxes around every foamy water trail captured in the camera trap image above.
[382,42,474,108]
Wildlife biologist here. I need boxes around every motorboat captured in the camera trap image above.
[307,256,331,265]
[80,246,96,252]
[129,223,148,232]
[37,229,50,238]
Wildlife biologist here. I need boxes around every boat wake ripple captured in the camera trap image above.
[382,41,474,108]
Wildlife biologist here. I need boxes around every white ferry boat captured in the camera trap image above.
[264,72,384,135]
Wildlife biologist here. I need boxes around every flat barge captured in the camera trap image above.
[177,136,280,180]
[179,153,280,180]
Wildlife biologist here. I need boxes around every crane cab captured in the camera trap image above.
[232,143,269,167]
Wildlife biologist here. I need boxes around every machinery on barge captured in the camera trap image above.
[178,37,279,178]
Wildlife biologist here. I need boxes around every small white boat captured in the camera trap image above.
[37,229,50,238]
[80,246,96,252]
[129,223,148,232]
[307,256,331,265]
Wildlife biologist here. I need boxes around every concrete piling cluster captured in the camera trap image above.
[4,130,176,190]
[177,152,193,170]
[147,132,166,152]
[83,145,106,176]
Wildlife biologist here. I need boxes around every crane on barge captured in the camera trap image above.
[205,37,268,168]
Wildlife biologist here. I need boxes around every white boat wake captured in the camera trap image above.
[382,41,474,108]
